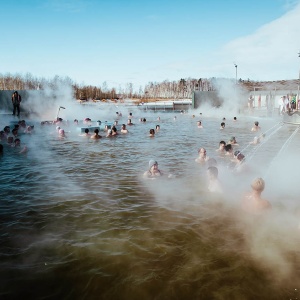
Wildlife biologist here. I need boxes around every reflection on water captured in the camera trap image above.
[1,109,300,300]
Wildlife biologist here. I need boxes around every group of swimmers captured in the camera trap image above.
[0,120,31,155]
[143,114,271,215]
[2,111,271,215]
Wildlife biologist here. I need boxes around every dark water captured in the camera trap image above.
[1,107,300,300]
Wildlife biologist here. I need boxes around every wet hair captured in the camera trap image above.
[234,117,237,120]
[84,128,89,134]
[143,118,146,122]
[156,125,160,129]
[251,177,265,192]
[225,144,232,152]
[220,122,225,127]
[254,121,259,126]
[149,129,155,135]
[94,129,99,134]
[219,140,226,146]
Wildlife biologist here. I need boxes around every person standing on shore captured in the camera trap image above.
[12,91,22,117]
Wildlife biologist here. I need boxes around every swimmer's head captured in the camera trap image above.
[59,129,65,135]
[149,160,158,169]
[251,177,265,192]
[56,126,61,131]
[254,121,259,126]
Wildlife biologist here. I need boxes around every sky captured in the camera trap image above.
[1,0,300,90]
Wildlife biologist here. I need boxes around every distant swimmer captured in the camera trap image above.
[216,141,226,154]
[197,121,203,128]
[127,119,134,126]
[228,136,239,146]
[220,122,225,129]
[195,147,209,163]
[143,160,162,178]
[242,177,271,214]
[58,129,66,139]
[149,129,155,137]
[251,121,261,132]
[121,124,129,133]
[91,128,102,139]
[155,125,160,132]
[80,128,91,137]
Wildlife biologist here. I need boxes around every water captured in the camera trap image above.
[1,106,300,300]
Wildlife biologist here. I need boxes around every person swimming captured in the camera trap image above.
[242,177,271,214]
[144,160,162,178]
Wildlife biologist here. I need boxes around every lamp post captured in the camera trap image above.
[298,50,300,110]
[56,106,66,119]
[234,64,238,84]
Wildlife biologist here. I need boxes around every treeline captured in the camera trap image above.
[0,73,218,100]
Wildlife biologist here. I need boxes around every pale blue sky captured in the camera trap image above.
[1,0,300,90]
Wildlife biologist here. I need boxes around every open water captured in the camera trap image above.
[1,105,300,300]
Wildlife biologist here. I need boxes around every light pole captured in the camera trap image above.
[56,106,66,119]
[234,64,238,84]
[298,50,300,110]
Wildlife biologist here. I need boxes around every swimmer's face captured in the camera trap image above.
[151,164,158,171]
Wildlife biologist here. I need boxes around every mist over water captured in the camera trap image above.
[1,90,300,299]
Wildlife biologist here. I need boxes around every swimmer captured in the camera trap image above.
[149,129,155,137]
[242,177,271,214]
[143,160,162,178]
[128,112,133,119]
[197,121,203,128]
[111,126,118,136]
[155,125,160,132]
[91,128,102,139]
[228,136,239,146]
[106,129,113,137]
[233,117,237,122]
[216,141,226,153]
[250,136,260,145]
[58,129,66,138]
[80,128,91,137]
[127,119,134,126]
[251,121,261,132]
[195,147,210,163]
[220,122,225,129]
[121,124,129,133]
[224,144,233,157]
[207,166,223,193]
[157,116,161,121]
